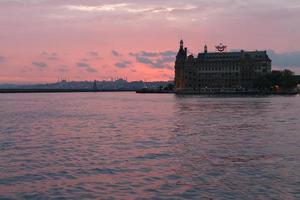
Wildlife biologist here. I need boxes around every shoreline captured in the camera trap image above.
[0,89,135,93]
[0,88,298,95]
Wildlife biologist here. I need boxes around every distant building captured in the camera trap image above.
[93,80,97,90]
[175,40,272,93]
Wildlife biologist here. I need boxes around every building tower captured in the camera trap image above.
[204,44,208,53]
[175,40,187,90]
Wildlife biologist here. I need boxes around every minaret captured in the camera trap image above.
[204,44,208,53]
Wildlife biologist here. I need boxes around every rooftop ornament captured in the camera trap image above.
[215,43,227,52]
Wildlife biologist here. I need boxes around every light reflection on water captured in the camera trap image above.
[0,93,299,199]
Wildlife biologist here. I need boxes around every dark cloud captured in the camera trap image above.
[159,51,176,57]
[41,52,59,61]
[76,62,98,73]
[88,51,98,56]
[130,50,176,69]
[115,60,131,68]
[87,51,101,59]
[32,61,47,68]
[79,52,101,62]
[136,56,153,65]
[140,51,159,57]
[86,67,98,73]
[77,62,90,68]
[80,58,89,62]
[48,56,58,61]
[268,50,300,68]
[112,50,121,57]
[58,65,69,73]
[130,50,176,58]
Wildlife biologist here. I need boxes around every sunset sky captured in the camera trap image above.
[0,0,300,83]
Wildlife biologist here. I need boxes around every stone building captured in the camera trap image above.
[175,40,272,93]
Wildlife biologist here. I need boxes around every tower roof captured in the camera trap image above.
[176,40,186,60]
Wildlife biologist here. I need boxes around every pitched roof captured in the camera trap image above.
[197,50,271,61]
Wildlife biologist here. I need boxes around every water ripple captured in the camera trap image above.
[0,93,299,199]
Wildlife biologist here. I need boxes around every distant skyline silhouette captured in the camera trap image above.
[0,0,300,83]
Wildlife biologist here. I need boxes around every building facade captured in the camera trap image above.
[175,40,272,93]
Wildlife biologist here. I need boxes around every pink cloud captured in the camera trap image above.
[0,0,300,83]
